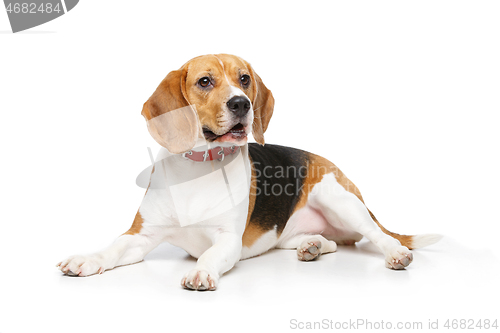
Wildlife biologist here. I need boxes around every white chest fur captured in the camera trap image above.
[138,142,251,258]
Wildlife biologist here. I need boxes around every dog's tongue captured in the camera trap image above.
[221,124,247,141]
[225,123,246,139]
[221,132,247,140]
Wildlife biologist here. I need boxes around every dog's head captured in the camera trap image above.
[142,54,274,154]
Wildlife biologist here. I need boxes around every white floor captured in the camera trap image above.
[2,235,498,333]
[1,1,499,332]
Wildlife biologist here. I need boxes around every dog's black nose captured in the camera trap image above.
[227,96,251,117]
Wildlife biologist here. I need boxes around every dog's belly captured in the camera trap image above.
[241,203,362,259]
[277,204,362,246]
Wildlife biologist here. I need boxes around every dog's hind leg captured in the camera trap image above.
[308,173,413,269]
[277,234,337,261]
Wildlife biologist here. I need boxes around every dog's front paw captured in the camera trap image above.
[57,255,105,277]
[385,246,413,270]
[181,269,218,291]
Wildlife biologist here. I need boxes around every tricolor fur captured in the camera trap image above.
[58,54,441,291]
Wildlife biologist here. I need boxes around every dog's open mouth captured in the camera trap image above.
[203,123,247,142]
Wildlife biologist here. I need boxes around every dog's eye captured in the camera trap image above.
[198,77,212,88]
[240,74,250,87]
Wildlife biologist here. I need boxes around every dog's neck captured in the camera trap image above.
[176,138,247,163]
[158,139,249,170]
[183,144,240,162]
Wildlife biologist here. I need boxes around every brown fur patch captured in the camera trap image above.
[124,211,144,235]
[242,156,266,248]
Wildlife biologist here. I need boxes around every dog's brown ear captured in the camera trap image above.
[250,70,274,146]
[142,69,200,154]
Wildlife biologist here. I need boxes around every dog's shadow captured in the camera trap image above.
[145,239,384,264]
[345,240,382,256]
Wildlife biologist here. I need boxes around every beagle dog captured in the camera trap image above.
[57,54,441,291]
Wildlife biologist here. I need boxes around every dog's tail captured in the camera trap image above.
[368,211,442,250]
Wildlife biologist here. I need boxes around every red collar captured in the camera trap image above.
[182,146,240,162]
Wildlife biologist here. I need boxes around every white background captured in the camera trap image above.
[1,1,499,332]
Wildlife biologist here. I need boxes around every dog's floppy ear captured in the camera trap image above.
[141,68,200,154]
[249,69,274,146]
